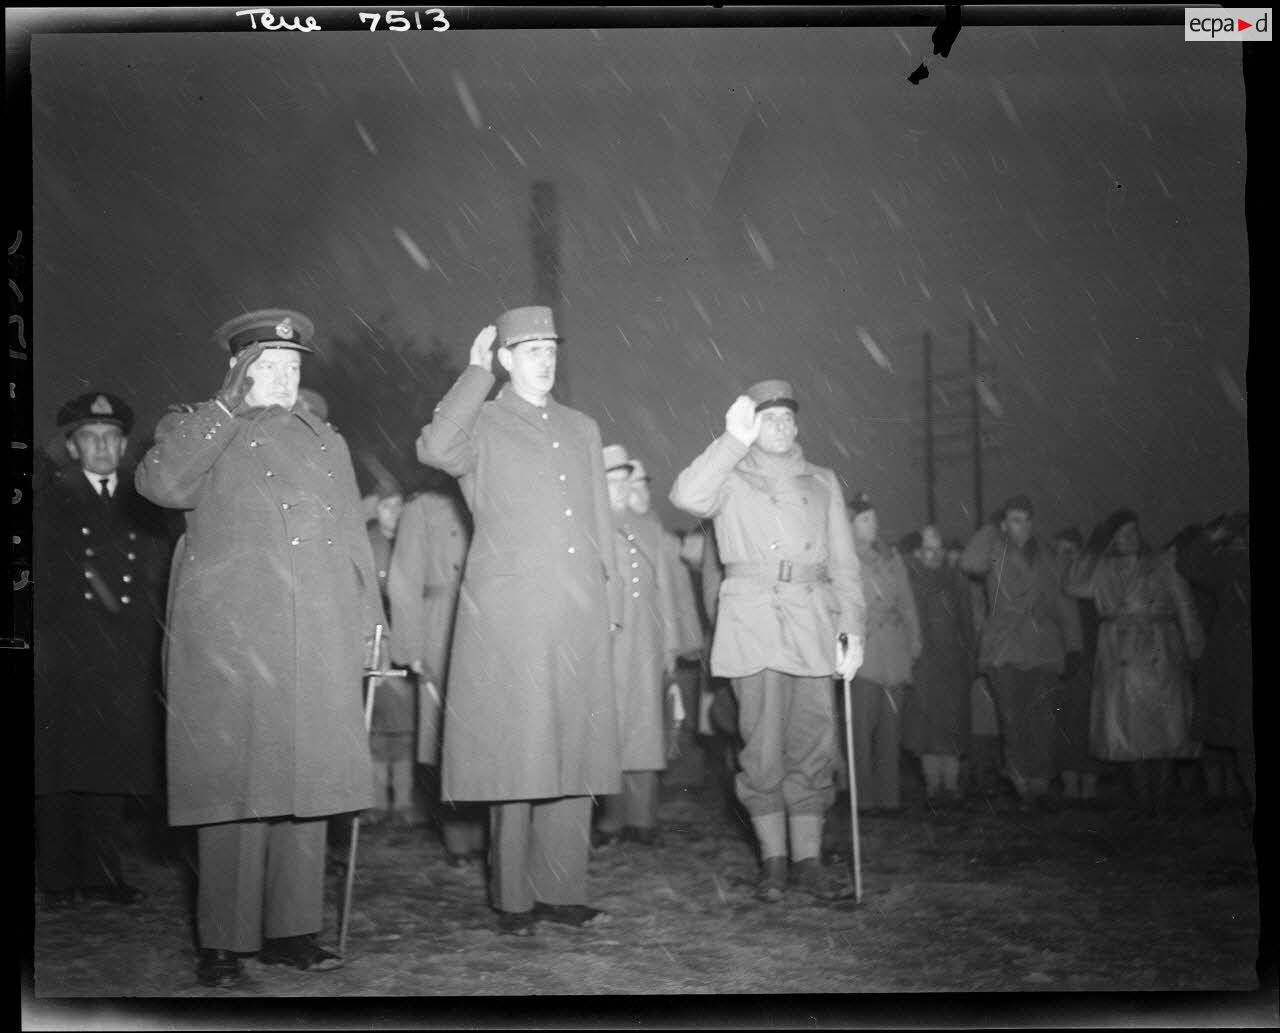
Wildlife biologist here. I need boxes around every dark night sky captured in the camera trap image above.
[27,10,1250,544]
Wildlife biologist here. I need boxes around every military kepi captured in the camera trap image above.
[746,379,798,413]
[602,444,634,474]
[214,308,316,357]
[57,391,134,436]
[496,305,561,349]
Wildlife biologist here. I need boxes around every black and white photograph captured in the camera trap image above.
[14,4,1268,1027]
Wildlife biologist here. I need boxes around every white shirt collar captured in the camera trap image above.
[82,469,119,496]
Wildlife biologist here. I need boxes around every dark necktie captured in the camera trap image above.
[98,478,111,500]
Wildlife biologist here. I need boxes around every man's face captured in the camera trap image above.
[241,347,302,410]
[606,468,632,513]
[1112,521,1140,556]
[499,339,557,401]
[66,423,127,476]
[1002,510,1033,548]
[919,525,944,568]
[628,477,652,514]
[852,508,878,545]
[376,494,404,536]
[756,405,798,455]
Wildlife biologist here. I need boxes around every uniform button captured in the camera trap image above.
[83,591,93,600]
[327,539,334,546]
[626,534,635,542]
[632,591,640,598]
[631,577,640,584]
[122,574,133,584]
[81,527,90,535]
[631,562,639,569]
[320,444,328,451]
[325,505,333,513]
[327,471,334,478]
[629,547,637,555]
[567,547,576,555]
[84,570,93,579]
[129,533,137,541]
[127,552,136,561]
[85,548,95,557]
[769,542,779,551]
[266,470,274,478]
[541,412,549,420]
[564,508,573,517]
[249,440,259,448]
[282,503,290,510]
[552,441,560,449]
[120,595,131,605]
[559,474,567,482]
[291,537,301,546]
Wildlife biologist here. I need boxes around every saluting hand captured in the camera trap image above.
[469,325,498,372]
[725,395,762,447]
[216,341,268,414]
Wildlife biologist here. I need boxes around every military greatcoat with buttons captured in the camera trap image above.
[416,365,623,802]
[610,507,689,772]
[669,435,865,679]
[34,467,170,797]
[135,401,383,827]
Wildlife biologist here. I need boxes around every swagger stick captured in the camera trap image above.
[838,633,863,904]
[339,624,407,955]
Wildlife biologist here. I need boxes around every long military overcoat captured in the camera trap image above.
[670,435,865,679]
[388,487,471,765]
[136,401,382,826]
[852,540,922,687]
[35,468,170,797]
[610,508,689,772]
[901,556,975,757]
[416,366,622,802]
[960,524,1082,673]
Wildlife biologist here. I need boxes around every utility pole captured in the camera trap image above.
[969,320,983,529]
[922,330,936,524]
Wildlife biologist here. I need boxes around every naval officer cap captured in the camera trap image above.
[746,379,798,414]
[603,444,635,475]
[57,391,134,436]
[495,305,562,349]
[213,308,316,357]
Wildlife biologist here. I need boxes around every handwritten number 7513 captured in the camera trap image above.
[359,9,450,31]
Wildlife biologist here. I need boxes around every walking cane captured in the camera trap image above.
[837,633,863,904]
[338,623,408,956]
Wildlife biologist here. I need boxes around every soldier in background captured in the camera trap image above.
[388,480,487,863]
[35,391,170,909]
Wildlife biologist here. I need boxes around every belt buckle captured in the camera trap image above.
[778,560,793,583]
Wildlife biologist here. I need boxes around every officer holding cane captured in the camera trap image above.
[136,309,385,987]
[670,380,865,903]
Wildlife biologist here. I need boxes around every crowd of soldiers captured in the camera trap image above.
[34,305,1253,988]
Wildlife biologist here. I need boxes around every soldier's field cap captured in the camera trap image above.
[849,490,875,516]
[57,391,133,436]
[496,305,561,349]
[214,308,315,357]
[746,379,798,413]
[1002,493,1035,517]
[603,444,635,475]
[629,458,651,483]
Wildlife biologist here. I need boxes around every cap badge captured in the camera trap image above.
[275,318,295,340]
[90,395,113,416]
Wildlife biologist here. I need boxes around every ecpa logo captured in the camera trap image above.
[1185,8,1271,40]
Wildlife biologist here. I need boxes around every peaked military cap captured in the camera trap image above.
[496,305,561,349]
[57,391,134,436]
[213,308,315,356]
[602,444,635,474]
[746,379,798,413]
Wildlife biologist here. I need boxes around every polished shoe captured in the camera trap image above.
[790,858,855,902]
[755,856,788,904]
[40,889,78,911]
[496,910,537,936]
[532,902,610,927]
[258,933,344,971]
[82,882,145,905]
[196,949,243,988]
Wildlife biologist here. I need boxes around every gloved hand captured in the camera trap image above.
[835,633,864,681]
[216,341,269,413]
[1062,650,1082,681]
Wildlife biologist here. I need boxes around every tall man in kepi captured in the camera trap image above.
[35,391,170,909]
[670,380,865,903]
[136,309,384,987]
[416,306,621,935]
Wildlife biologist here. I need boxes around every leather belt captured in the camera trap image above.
[724,561,829,584]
